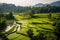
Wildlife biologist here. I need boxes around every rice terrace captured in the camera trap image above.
[0,0,60,40]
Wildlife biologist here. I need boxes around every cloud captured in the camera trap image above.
[0,0,59,6]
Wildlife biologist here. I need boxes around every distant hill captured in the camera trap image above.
[0,3,31,13]
[0,3,16,12]
[32,3,45,7]
[0,1,60,13]
[32,1,60,7]
[50,1,60,6]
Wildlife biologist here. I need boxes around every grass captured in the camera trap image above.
[7,33,30,40]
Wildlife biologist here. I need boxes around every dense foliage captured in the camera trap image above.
[31,5,60,13]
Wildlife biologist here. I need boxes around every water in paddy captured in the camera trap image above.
[5,21,21,32]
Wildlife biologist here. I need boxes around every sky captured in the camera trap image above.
[0,0,59,6]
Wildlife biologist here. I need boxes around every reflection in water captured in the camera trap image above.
[5,25,12,32]
[5,21,21,32]
[16,24,21,32]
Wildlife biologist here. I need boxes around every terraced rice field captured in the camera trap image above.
[7,13,58,40]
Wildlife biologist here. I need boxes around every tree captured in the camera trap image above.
[6,12,14,20]
[48,13,52,19]
[27,29,46,40]
[52,14,60,40]
[0,17,8,40]
[27,29,34,40]
[34,32,46,40]
[0,21,6,32]
[25,10,34,18]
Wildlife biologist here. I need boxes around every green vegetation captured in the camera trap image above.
[4,13,59,40]
[0,4,60,40]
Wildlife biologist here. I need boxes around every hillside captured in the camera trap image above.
[50,1,60,6]
[0,3,31,13]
